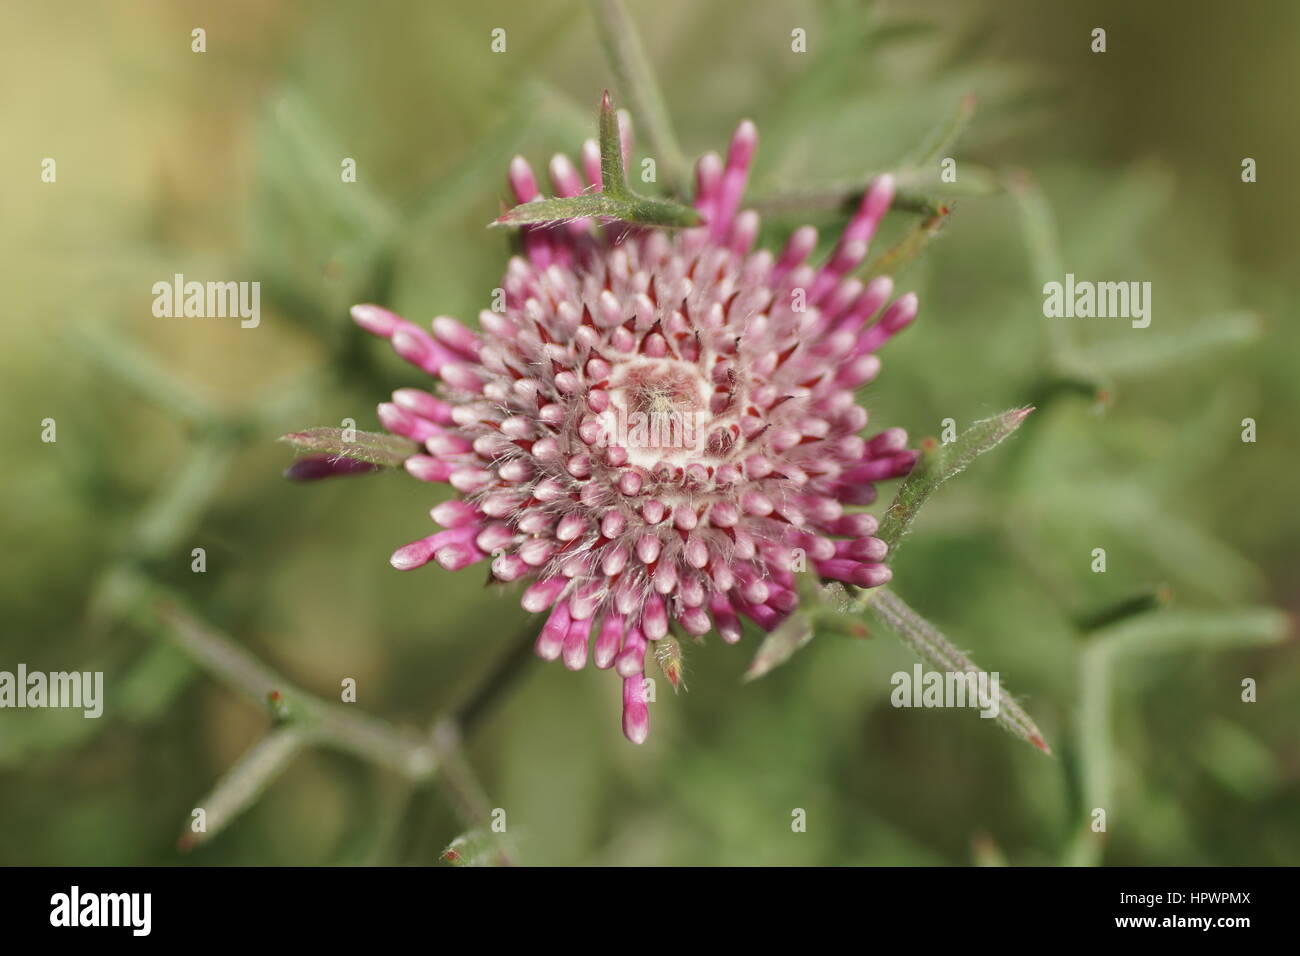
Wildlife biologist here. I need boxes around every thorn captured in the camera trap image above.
[1029,733,1053,756]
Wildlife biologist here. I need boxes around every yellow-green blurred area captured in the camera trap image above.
[2,0,1297,865]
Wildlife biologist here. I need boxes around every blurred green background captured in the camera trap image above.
[2,0,1297,866]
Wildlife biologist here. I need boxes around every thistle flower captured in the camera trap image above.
[344,106,918,743]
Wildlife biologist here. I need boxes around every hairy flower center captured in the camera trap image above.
[604,358,727,469]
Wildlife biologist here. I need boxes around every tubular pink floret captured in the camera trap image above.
[815,558,893,589]
[404,455,454,483]
[535,600,572,660]
[709,121,758,242]
[593,613,626,669]
[432,316,482,359]
[377,402,439,442]
[392,388,455,426]
[522,575,568,614]
[508,155,539,202]
[390,525,480,571]
[694,151,723,221]
[562,615,593,671]
[391,326,459,377]
[615,626,648,678]
[622,674,650,744]
[351,303,404,337]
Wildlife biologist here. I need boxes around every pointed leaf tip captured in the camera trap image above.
[744,609,814,681]
[877,406,1033,552]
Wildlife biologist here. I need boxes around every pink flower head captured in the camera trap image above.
[351,113,918,743]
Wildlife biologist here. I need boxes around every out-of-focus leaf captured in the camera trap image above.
[116,642,199,724]
[1066,161,1175,272]
[1196,719,1282,800]
[268,91,396,237]
[1091,492,1266,602]
[65,323,217,424]
[1094,607,1289,657]
[1080,311,1261,376]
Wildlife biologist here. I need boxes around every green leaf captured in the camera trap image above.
[869,587,1051,753]
[66,322,218,424]
[597,88,627,196]
[1079,311,1261,376]
[280,427,416,468]
[877,406,1034,552]
[132,439,238,558]
[491,91,701,231]
[1093,606,1289,657]
[745,572,872,680]
[494,193,629,225]
[1195,719,1281,800]
[744,610,814,682]
[268,91,396,237]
